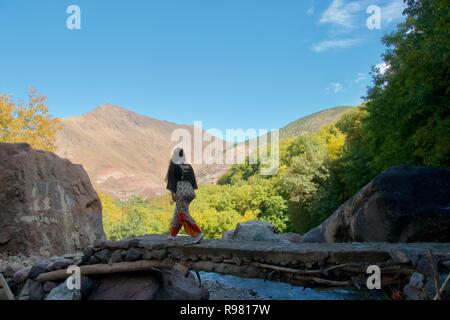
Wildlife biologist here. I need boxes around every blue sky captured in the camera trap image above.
[0,0,405,132]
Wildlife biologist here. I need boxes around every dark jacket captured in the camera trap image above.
[166,163,198,193]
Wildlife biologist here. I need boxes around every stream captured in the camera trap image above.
[200,272,388,300]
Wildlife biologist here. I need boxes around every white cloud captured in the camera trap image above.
[355,73,367,83]
[312,38,362,52]
[327,82,344,94]
[307,1,315,15]
[381,0,406,24]
[320,0,361,29]
[376,62,390,74]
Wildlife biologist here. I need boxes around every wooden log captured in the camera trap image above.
[0,274,15,300]
[428,250,442,300]
[434,273,450,300]
[250,262,351,275]
[293,275,353,287]
[36,260,172,282]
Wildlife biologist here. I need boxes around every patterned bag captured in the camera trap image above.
[176,180,196,201]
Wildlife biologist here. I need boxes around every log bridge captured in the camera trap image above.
[36,235,450,290]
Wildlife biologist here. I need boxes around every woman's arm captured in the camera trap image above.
[189,165,198,190]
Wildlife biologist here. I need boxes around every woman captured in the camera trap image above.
[166,147,204,243]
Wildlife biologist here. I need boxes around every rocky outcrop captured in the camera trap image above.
[0,143,105,257]
[223,220,284,242]
[303,166,450,243]
[223,220,302,243]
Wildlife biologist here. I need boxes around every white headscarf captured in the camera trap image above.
[171,147,186,165]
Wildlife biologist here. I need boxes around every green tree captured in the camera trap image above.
[363,0,450,170]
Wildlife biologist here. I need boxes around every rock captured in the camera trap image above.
[42,281,59,294]
[279,233,303,243]
[0,143,105,256]
[409,272,424,288]
[222,231,233,240]
[403,284,426,300]
[80,276,94,297]
[442,260,450,270]
[88,256,100,265]
[110,251,124,263]
[0,289,8,300]
[227,220,282,242]
[302,166,450,243]
[28,265,47,280]
[87,272,160,300]
[149,250,168,260]
[95,249,112,263]
[302,227,326,243]
[95,240,130,251]
[13,266,32,284]
[416,257,434,276]
[48,257,73,271]
[18,279,44,300]
[82,246,95,260]
[125,248,142,261]
[45,282,81,300]
[3,264,21,278]
[155,271,209,300]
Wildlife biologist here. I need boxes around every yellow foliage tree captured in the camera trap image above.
[0,90,61,152]
[318,124,346,161]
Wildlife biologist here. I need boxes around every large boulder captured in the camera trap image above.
[225,220,283,242]
[0,143,105,257]
[303,166,450,243]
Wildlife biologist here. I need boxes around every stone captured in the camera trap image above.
[302,227,326,243]
[0,143,105,256]
[416,257,433,276]
[302,166,450,243]
[211,256,224,263]
[87,272,160,300]
[13,266,32,284]
[227,220,283,242]
[28,265,47,280]
[80,276,94,297]
[442,260,450,270]
[95,249,112,263]
[279,232,303,243]
[403,284,426,300]
[82,246,95,260]
[110,251,124,263]
[409,272,424,288]
[42,281,59,293]
[18,279,44,300]
[45,282,81,300]
[222,230,233,240]
[48,257,73,271]
[155,270,209,300]
[150,250,168,260]
[3,264,21,278]
[125,248,142,261]
[96,240,130,251]
[0,288,8,301]
[389,250,410,263]
[88,256,100,265]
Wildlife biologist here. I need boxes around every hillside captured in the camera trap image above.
[55,105,353,199]
[56,105,225,199]
[280,106,354,140]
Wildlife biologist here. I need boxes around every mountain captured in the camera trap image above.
[56,105,226,199]
[279,106,353,139]
[56,105,353,200]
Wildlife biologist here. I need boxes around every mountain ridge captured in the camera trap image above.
[55,105,353,199]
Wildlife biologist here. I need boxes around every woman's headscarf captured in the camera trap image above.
[171,147,186,165]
